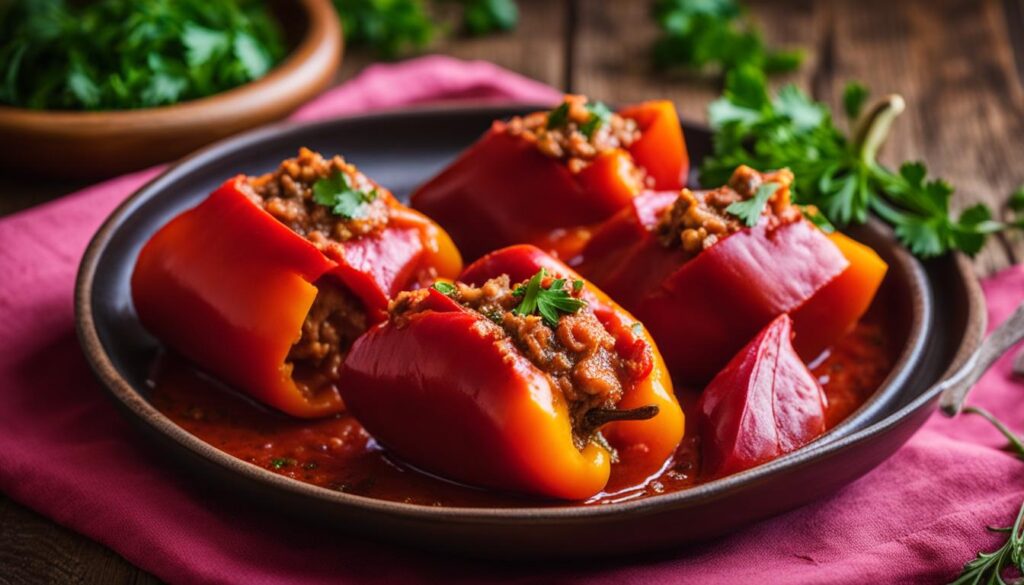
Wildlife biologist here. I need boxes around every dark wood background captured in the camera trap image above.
[3,0,1024,581]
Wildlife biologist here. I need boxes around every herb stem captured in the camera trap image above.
[963,406,1024,460]
[853,94,906,167]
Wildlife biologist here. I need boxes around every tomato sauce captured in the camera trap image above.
[150,317,894,507]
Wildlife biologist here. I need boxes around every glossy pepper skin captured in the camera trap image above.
[131,176,462,418]
[698,314,828,478]
[339,245,684,500]
[410,99,688,261]
[577,190,879,384]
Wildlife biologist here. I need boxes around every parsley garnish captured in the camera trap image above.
[651,0,803,77]
[463,0,519,36]
[312,171,378,219]
[726,182,779,227]
[431,281,457,296]
[703,65,1020,257]
[512,269,589,327]
[580,101,613,138]
[334,0,518,58]
[547,102,571,129]
[0,0,284,111]
[269,457,294,470]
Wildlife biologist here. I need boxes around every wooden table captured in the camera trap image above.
[3,0,1023,581]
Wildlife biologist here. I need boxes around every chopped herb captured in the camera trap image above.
[0,0,284,111]
[431,281,457,296]
[512,269,589,327]
[484,309,503,325]
[580,101,614,138]
[703,66,1021,257]
[333,0,435,58]
[312,171,378,219]
[462,0,519,36]
[631,322,644,336]
[801,206,835,233]
[547,102,571,129]
[842,82,870,121]
[269,457,294,470]
[726,182,779,227]
[651,0,803,77]
[572,279,585,293]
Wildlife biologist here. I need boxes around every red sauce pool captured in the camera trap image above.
[150,318,895,507]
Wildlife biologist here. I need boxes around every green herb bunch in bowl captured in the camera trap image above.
[0,0,342,178]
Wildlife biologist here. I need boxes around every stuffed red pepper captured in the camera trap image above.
[132,148,462,418]
[699,314,828,478]
[411,95,688,260]
[577,165,887,384]
[339,245,684,500]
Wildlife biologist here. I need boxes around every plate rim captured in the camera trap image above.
[74,104,987,524]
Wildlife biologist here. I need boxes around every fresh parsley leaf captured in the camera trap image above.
[512,270,589,327]
[334,0,435,58]
[312,171,378,219]
[702,68,1021,257]
[432,281,457,296]
[547,102,570,129]
[580,101,613,138]
[726,182,779,227]
[1010,186,1024,213]
[0,0,284,111]
[651,0,803,77]
[462,0,518,36]
[843,82,869,121]
[572,279,584,293]
[801,206,835,233]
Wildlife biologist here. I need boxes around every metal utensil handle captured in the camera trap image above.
[939,301,1024,416]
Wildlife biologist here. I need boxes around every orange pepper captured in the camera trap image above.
[340,245,684,499]
[131,176,462,418]
[790,232,888,360]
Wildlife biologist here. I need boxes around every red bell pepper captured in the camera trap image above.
[698,314,828,478]
[410,96,688,261]
[578,187,851,384]
[339,245,684,500]
[131,175,462,418]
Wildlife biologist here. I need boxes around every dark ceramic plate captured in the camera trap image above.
[76,105,986,559]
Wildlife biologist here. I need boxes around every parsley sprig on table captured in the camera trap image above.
[512,269,588,327]
[703,66,1017,257]
[0,0,284,111]
[334,0,518,58]
[651,0,803,77]
[312,171,379,219]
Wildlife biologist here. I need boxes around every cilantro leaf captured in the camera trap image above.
[512,270,588,327]
[0,0,285,111]
[701,69,1022,257]
[651,0,803,77]
[580,100,613,138]
[333,0,435,59]
[726,182,779,227]
[432,281,457,296]
[843,82,869,120]
[547,102,570,129]
[312,171,378,219]
[463,0,518,36]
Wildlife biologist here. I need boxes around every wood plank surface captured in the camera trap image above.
[1,1,1022,582]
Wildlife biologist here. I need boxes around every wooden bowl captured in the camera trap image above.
[0,0,341,179]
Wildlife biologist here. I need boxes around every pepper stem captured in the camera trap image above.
[584,404,660,428]
[852,94,906,167]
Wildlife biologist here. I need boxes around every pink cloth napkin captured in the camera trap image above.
[1,55,1022,584]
